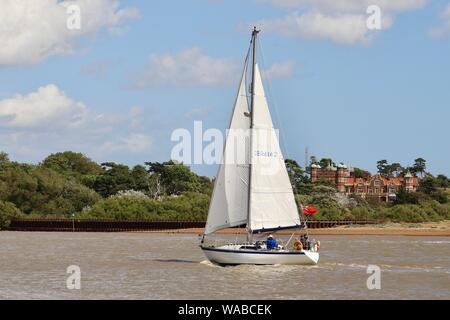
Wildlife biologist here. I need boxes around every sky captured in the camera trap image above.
[0,0,449,177]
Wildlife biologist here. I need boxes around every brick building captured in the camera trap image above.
[310,163,418,202]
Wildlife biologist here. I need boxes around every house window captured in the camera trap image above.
[368,188,373,193]
[375,188,379,194]
[374,180,380,187]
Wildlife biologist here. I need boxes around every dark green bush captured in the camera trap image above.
[79,192,210,221]
[0,201,23,229]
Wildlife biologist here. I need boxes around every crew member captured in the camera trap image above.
[293,238,303,251]
[266,234,277,250]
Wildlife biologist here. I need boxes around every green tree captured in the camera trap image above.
[285,159,308,192]
[376,160,388,176]
[197,175,213,195]
[0,201,23,229]
[131,165,151,191]
[435,174,449,188]
[0,163,100,216]
[430,189,448,204]
[413,158,427,177]
[415,175,448,204]
[80,192,210,221]
[146,161,201,195]
[296,182,314,195]
[41,151,103,178]
[353,168,371,179]
[0,151,10,165]
[319,158,335,168]
[394,186,420,205]
[418,176,438,195]
[92,163,135,197]
[388,163,404,177]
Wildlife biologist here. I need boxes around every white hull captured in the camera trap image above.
[201,244,319,265]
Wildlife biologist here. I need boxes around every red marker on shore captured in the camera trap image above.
[302,206,318,215]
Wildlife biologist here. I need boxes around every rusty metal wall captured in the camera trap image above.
[7,219,377,232]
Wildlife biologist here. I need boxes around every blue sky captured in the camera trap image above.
[0,0,449,177]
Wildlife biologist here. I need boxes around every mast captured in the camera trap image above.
[246,26,259,242]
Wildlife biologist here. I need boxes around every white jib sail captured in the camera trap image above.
[248,64,300,232]
[204,65,251,234]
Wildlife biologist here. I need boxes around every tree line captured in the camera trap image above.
[0,151,449,229]
[376,158,428,178]
[0,151,212,228]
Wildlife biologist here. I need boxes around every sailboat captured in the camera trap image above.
[200,28,320,265]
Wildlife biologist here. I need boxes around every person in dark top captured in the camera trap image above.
[266,234,277,250]
[304,235,311,250]
[300,235,306,248]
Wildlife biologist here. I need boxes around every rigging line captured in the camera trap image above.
[256,38,291,162]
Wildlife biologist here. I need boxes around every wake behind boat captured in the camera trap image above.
[200,28,320,266]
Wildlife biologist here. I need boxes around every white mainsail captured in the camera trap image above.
[248,64,300,233]
[204,65,251,234]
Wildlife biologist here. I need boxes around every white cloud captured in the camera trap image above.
[132,47,241,88]
[262,60,296,80]
[133,47,295,88]
[100,133,152,154]
[429,3,450,38]
[0,85,152,160]
[257,12,374,45]
[0,84,89,128]
[255,0,425,45]
[0,0,138,66]
[261,0,426,13]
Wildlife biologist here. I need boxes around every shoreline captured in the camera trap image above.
[146,221,450,236]
[4,221,449,237]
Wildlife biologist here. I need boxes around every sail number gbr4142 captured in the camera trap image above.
[254,150,279,158]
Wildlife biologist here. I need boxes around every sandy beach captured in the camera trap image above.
[147,220,450,236]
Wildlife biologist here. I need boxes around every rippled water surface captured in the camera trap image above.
[0,232,449,299]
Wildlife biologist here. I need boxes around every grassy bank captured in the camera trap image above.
[314,201,450,223]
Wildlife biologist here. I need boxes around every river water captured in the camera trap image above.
[0,232,448,299]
